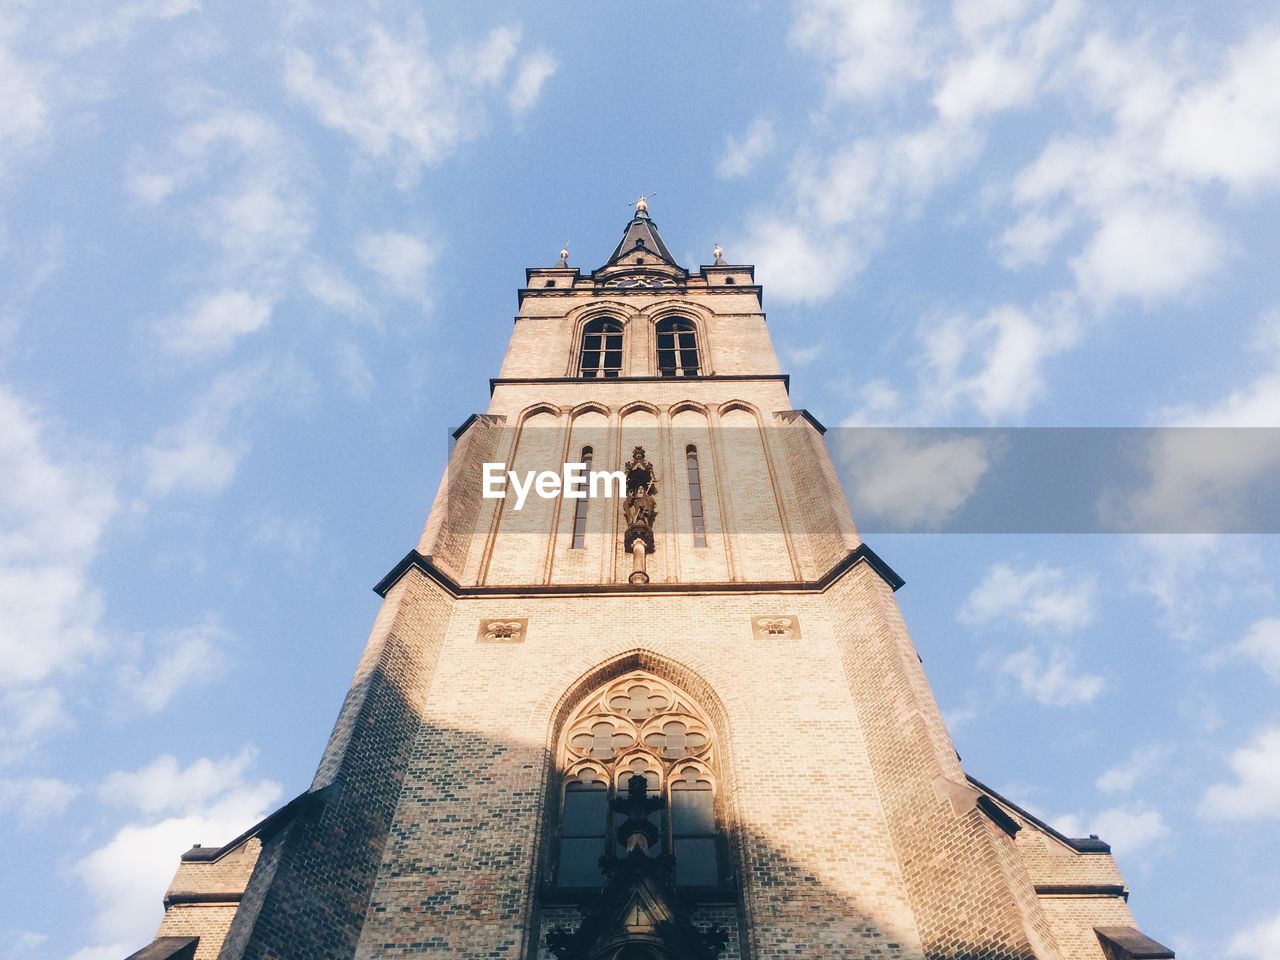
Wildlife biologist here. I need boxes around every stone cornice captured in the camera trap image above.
[372,542,904,599]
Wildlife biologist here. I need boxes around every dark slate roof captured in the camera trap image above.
[967,774,1113,853]
[1095,926,1176,959]
[123,936,199,960]
[604,210,679,267]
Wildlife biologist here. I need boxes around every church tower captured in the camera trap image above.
[137,202,1173,960]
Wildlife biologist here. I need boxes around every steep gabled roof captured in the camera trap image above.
[604,209,679,268]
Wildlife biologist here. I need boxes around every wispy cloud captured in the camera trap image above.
[1229,910,1280,960]
[1096,743,1171,794]
[0,387,116,703]
[1053,804,1169,853]
[76,747,280,957]
[355,229,436,302]
[0,775,79,823]
[117,625,229,713]
[140,358,310,497]
[283,18,551,186]
[999,644,1106,706]
[1200,725,1280,821]
[717,117,775,180]
[961,562,1097,633]
[508,51,557,113]
[157,289,273,358]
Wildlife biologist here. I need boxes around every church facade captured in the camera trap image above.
[133,203,1173,960]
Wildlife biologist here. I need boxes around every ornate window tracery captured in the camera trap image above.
[581,318,624,378]
[655,318,699,377]
[555,672,722,889]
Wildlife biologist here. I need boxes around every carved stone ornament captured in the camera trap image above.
[477,618,527,643]
[752,616,801,640]
[622,446,658,557]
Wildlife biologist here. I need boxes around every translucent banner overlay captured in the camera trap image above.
[441,425,1280,534]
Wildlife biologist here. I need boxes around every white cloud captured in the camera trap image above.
[7,931,48,954]
[1161,31,1280,193]
[1230,910,1280,960]
[1200,725,1280,821]
[833,429,992,528]
[1000,644,1105,706]
[118,628,228,713]
[1130,534,1263,643]
[284,19,538,186]
[508,51,557,113]
[1236,619,1280,683]
[1096,743,1170,794]
[53,0,201,55]
[961,562,1097,632]
[0,775,79,822]
[790,0,925,100]
[1103,316,1280,533]
[995,209,1071,269]
[98,747,261,816]
[1070,202,1223,306]
[158,289,273,357]
[301,262,371,318]
[0,687,72,764]
[355,229,436,301]
[1053,805,1168,852]
[716,117,776,180]
[77,748,281,955]
[128,108,311,281]
[739,216,855,305]
[917,302,1080,419]
[934,46,1037,122]
[0,17,52,178]
[141,359,304,497]
[250,512,322,556]
[334,341,374,399]
[0,388,115,695]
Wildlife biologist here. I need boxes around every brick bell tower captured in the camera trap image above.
[137,200,1173,960]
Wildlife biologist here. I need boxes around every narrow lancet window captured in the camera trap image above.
[581,318,623,378]
[571,447,592,549]
[656,318,699,377]
[686,445,707,547]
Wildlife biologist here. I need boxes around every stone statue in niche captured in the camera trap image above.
[623,446,658,541]
[623,446,657,584]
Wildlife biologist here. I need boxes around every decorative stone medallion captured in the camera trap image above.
[478,618,528,643]
[752,616,801,640]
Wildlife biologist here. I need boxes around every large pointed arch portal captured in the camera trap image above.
[541,653,738,960]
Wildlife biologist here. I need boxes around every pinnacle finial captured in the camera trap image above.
[558,242,569,267]
[631,193,655,217]
[713,242,724,264]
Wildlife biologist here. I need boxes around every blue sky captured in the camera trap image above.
[2,1,1280,958]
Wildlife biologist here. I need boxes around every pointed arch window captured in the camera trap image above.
[581,318,623,378]
[554,673,723,889]
[656,318,699,377]
[685,445,707,548]
[570,446,593,549]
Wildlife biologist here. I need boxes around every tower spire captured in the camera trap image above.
[604,195,678,268]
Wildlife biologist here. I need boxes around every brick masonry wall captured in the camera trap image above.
[828,566,1069,960]
[217,571,456,960]
[156,906,238,960]
[352,587,927,960]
